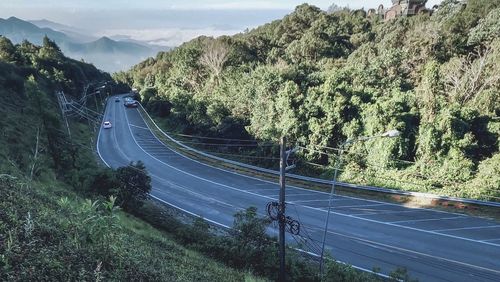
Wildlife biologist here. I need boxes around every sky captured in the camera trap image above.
[0,0,442,46]
[1,0,417,11]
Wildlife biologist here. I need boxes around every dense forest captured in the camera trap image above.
[116,0,500,201]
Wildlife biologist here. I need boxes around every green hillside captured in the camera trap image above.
[117,0,500,201]
[0,34,390,282]
[0,178,261,281]
[0,36,260,281]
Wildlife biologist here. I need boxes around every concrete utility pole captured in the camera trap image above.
[279,136,286,282]
[265,137,300,281]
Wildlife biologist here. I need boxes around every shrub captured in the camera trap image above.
[114,161,152,211]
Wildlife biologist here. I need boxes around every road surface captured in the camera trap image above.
[97,95,500,281]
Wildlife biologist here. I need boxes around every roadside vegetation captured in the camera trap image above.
[0,34,413,281]
[116,0,500,201]
[133,201,416,282]
[0,177,258,281]
[0,36,258,281]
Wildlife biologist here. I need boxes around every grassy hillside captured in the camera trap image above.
[0,178,256,281]
[118,0,500,201]
[0,36,260,281]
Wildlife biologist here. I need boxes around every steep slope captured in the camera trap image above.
[0,37,260,281]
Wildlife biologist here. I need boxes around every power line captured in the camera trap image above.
[204,151,281,160]
[174,133,263,143]
[179,140,276,147]
[291,204,323,254]
[302,145,417,166]
[299,159,454,189]
[298,146,477,186]
[299,160,428,188]
[307,143,482,175]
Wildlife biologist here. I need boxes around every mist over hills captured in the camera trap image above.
[29,19,97,43]
[0,17,168,72]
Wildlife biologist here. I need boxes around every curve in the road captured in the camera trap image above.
[97,95,500,282]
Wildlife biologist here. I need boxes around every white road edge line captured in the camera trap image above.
[138,104,474,219]
[333,203,388,209]
[290,199,341,203]
[96,99,499,279]
[325,229,500,275]
[129,123,149,130]
[351,209,438,216]
[96,98,111,168]
[120,106,403,279]
[283,193,322,197]
[482,238,500,242]
[390,216,465,224]
[433,225,500,232]
[150,194,232,229]
[150,196,393,279]
[132,106,500,248]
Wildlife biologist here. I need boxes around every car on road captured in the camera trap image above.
[124,99,139,108]
[103,121,112,129]
[115,97,120,102]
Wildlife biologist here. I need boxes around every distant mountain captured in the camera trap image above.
[0,17,69,45]
[0,17,164,72]
[67,36,151,54]
[30,19,76,32]
[108,35,170,54]
[29,19,97,43]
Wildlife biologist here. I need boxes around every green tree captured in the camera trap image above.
[468,8,500,46]
[115,161,152,211]
[119,2,500,201]
[0,36,17,62]
[229,207,274,273]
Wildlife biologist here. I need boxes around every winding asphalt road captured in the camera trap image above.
[97,95,500,281]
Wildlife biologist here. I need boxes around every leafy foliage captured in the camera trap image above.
[0,37,257,281]
[135,204,389,282]
[119,2,500,200]
[89,162,152,212]
[114,161,152,211]
[0,178,254,281]
[0,35,111,180]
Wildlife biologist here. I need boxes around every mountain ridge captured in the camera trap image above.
[0,17,163,72]
[29,19,97,43]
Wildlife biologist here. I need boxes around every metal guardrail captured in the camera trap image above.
[138,103,500,208]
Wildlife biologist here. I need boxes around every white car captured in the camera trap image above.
[103,121,112,129]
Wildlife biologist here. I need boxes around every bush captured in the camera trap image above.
[87,167,120,197]
[0,178,252,281]
[88,162,152,212]
[133,203,393,282]
[114,161,151,211]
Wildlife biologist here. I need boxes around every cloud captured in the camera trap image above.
[98,27,242,47]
